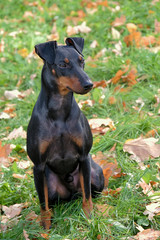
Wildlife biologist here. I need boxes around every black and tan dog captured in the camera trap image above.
[27,37,104,229]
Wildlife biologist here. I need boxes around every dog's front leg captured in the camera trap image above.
[79,156,93,218]
[33,166,52,229]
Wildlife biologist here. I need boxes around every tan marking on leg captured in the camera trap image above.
[40,177,52,230]
[79,171,93,218]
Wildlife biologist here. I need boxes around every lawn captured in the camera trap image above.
[0,0,160,239]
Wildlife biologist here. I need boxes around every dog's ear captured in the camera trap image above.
[65,37,84,56]
[35,41,57,65]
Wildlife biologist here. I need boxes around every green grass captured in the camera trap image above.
[0,0,160,239]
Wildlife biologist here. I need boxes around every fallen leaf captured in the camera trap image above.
[23,229,30,240]
[4,126,26,140]
[126,23,137,33]
[112,41,122,56]
[145,129,158,138]
[111,68,128,84]
[19,88,34,98]
[111,27,120,39]
[140,36,156,47]
[122,67,137,86]
[89,118,116,135]
[78,99,94,109]
[155,19,160,33]
[112,15,126,27]
[0,141,12,168]
[67,21,91,36]
[18,48,29,58]
[123,137,160,162]
[96,204,112,217]
[94,48,107,59]
[124,31,141,47]
[90,40,98,48]
[148,46,160,53]
[4,89,21,100]
[93,80,107,88]
[40,233,49,239]
[23,11,34,18]
[12,173,27,179]
[0,39,5,52]
[17,160,31,169]
[143,202,160,220]
[2,203,23,219]
[139,179,154,197]
[129,229,160,240]
[0,112,10,119]
[103,187,122,196]
[108,96,117,105]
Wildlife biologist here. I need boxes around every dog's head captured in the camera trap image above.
[35,38,93,95]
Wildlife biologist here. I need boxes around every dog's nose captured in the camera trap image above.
[83,82,93,90]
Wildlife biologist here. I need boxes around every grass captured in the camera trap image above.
[0,0,160,239]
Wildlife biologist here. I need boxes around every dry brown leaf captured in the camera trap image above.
[108,96,117,105]
[149,46,160,53]
[155,19,160,33]
[126,23,137,33]
[111,68,128,84]
[96,204,112,217]
[4,126,26,140]
[18,48,29,58]
[19,88,34,98]
[78,99,94,109]
[129,229,160,240]
[140,36,156,47]
[0,141,12,168]
[145,129,158,138]
[90,40,98,48]
[103,187,121,196]
[124,31,141,47]
[23,11,34,18]
[12,173,27,179]
[93,80,107,88]
[4,89,21,100]
[88,118,116,135]
[66,21,91,36]
[17,160,31,169]
[23,229,30,240]
[0,112,11,119]
[112,15,126,27]
[2,204,23,219]
[111,27,120,39]
[40,233,49,239]
[94,48,107,59]
[123,137,160,162]
[122,67,137,86]
[0,39,5,52]
[139,179,154,197]
[143,202,160,220]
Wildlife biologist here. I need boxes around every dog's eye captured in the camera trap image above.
[59,63,67,68]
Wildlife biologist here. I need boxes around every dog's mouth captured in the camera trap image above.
[67,86,92,95]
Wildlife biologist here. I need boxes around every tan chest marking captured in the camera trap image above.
[39,140,50,154]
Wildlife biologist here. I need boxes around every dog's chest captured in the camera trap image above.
[40,120,83,174]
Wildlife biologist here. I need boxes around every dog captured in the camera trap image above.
[27,37,104,229]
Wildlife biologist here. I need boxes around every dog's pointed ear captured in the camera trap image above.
[65,37,84,56]
[35,41,57,65]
